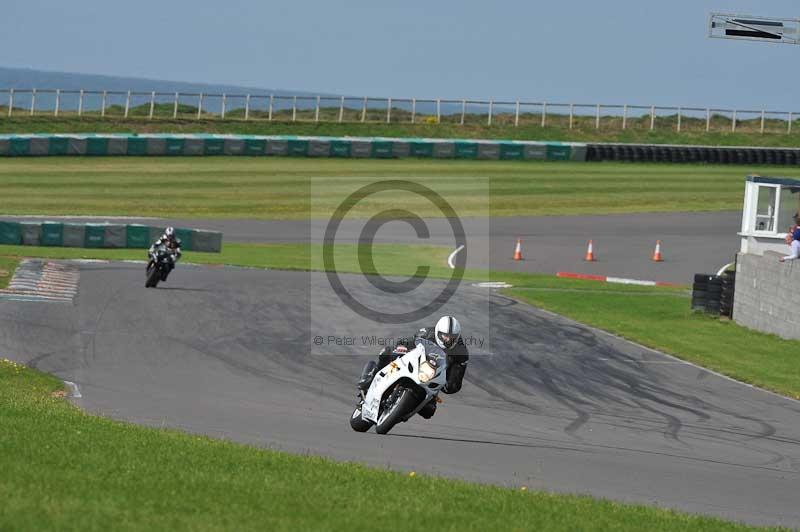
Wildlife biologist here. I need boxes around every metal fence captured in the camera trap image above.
[1,87,799,134]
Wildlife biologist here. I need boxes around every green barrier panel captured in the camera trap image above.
[104,225,126,248]
[29,138,49,156]
[10,138,30,156]
[330,140,351,157]
[165,138,185,155]
[499,143,525,160]
[127,137,148,155]
[204,138,225,155]
[454,142,479,159]
[243,139,266,155]
[126,224,151,248]
[546,144,572,160]
[107,138,128,155]
[192,230,222,253]
[391,142,410,158]
[149,226,165,245]
[409,142,434,157]
[41,222,64,246]
[84,224,105,248]
[175,228,193,251]
[223,138,245,155]
[62,224,85,247]
[307,140,330,157]
[86,137,109,156]
[146,138,166,155]
[288,139,309,156]
[20,222,41,246]
[0,221,22,245]
[183,138,204,155]
[371,141,394,158]
[48,137,69,155]
[0,135,590,163]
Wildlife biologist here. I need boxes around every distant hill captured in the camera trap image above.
[0,67,340,113]
[0,66,319,98]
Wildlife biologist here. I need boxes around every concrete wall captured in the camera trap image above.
[733,252,800,340]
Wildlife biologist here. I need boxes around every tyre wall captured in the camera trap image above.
[587,143,800,165]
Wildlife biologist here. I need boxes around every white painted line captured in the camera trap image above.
[0,214,158,220]
[0,295,72,303]
[473,281,514,288]
[598,358,686,364]
[64,381,82,398]
[447,245,465,269]
[606,277,657,286]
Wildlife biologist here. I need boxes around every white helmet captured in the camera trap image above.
[434,316,461,350]
[164,227,175,239]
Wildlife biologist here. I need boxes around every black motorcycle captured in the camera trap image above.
[145,244,175,288]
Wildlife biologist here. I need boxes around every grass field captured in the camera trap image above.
[0,359,771,532]
[5,115,800,147]
[0,157,787,219]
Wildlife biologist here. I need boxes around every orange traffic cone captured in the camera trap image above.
[513,239,523,261]
[584,240,596,262]
[652,240,664,262]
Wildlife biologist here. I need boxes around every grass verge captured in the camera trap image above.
[0,157,786,219]
[4,115,800,147]
[505,286,800,399]
[0,243,450,278]
[0,256,19,288]
[0,359,770,531]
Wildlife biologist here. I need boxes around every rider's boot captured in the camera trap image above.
[418,397,438,419]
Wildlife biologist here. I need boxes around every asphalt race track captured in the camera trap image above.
[2,261,800,528]
[5,211,742,283]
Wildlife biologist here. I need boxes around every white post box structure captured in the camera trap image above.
[739,175,800,255]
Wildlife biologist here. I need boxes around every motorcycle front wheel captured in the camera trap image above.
[145,264,160,288]
[375,386,418,435]
[349,402,373,432]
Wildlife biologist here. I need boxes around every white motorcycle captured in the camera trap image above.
[350,339,448,435]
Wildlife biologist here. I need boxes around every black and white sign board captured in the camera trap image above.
[709,12,800,44]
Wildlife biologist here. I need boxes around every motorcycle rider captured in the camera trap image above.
[358,315,469,419]
[148,226,182,280]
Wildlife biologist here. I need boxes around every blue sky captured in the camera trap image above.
[3,0,800,109]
